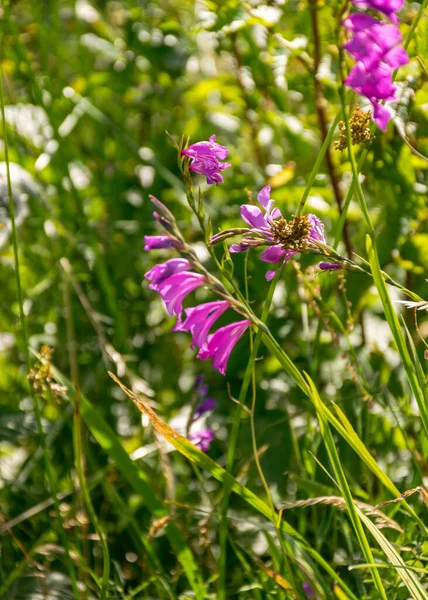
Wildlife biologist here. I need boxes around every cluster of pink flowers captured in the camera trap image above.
[344,0,408,130]
[209,183,336,280]
[144,220,251,377]
[211,184,327,281]
[181,135,231,185]
[144,135,342,449]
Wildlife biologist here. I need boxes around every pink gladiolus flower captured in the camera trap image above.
[145,259,206,318]
[343,3,408,130]
[181,135,231,185]
[351,0,404,24]
[175,300,230,349]
[218,185,325,281]
[198,320,251,375]
[343,16,408,71]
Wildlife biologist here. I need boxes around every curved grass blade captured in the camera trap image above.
[109,372,360,600]
[366,235,428,436]
[43,358,207,600]
[358,511,428,600]
[306,375,388,600]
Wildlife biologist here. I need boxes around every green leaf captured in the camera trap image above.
[366,235,428,437]
[109,372,360,600]
[45,359,207,600]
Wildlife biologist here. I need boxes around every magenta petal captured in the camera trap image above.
[151,272,206,317]
[257,185,271,208]
[188,428,215,451]
[193,397,217,420]
[260,245,288,263]
[384,45,408,68]
[372,102,391,130]
[318,262,342,271]
[145,258,191,284]
[308,215,326,243]
[343,13,378,31]
[229,243,249,253]
[177,300,230,349]
[182,136,228,160]
[144,235,177,251]
[198,319,251,375]
[240,205,268,229]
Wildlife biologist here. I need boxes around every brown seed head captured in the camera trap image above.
[270,215,311,252]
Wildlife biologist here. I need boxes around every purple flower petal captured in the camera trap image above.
[257,185,271,208]
[144,235,178,251]
[266,269,278,281]
[175,300,230,349]
[302,582,316,598]
[198,319,251,375]
[145,258,191,285]
[193,397,217,420]
[343,13,379,31]
[240,204,268,229]
[318,262,342,271]
[260,246,289,263]
[372,102,391,130]
[182,135,229,160]
[181,135,230,184]
[351,0,404,23]
[229,243,249,253]
[308,214,326,243]
[149,271,206,317]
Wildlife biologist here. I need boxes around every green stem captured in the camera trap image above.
[295,110,342,217]
[73,411,111,599]
[0,66,79,597]
[62,273,110,599]
[403,0,428,52]
[218,270,282,600]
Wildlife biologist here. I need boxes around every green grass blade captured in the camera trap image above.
[110,372,360,600]
[261,329,428,533]
[366,235,428,436]
[358,511,428,600]
[45,359,207,600]
[306,375,388,600]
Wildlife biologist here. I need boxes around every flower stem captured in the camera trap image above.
[218,269,282,600]
[62,271,110,599]
[295,109,342,217]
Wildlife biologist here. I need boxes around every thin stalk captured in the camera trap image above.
[309,0,352,257]
[308,379,388,600]
[249,345,301,598]
[295,110,342,217]
[218,270,282,600]
[339,81,375,236]
[245,260,299,597]
[62,272,110,600]
[0,67,79,596]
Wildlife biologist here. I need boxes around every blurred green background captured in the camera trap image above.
[0,0,427,598]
